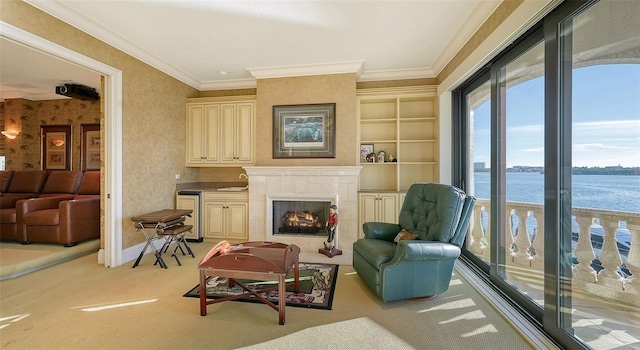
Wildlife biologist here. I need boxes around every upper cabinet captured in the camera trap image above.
[357,87,439,191]
[186,96,256,167]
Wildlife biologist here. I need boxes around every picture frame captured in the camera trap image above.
[360,144,374,161]
[81,123,101,170]
[41,125,72,170]
[273,103,336,158]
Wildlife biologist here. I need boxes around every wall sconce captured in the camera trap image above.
[1,130,19,139]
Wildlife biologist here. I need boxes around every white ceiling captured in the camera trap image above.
[1,0,501,101]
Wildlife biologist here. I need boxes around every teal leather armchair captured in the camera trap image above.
[353,183,476,302]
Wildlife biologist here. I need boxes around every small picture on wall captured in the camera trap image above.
[41,125,71,170]
[81,124,101,171]
[360,144,374,161]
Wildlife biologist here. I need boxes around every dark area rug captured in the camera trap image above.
[183,262,339,310]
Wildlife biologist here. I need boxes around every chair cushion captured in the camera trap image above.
[0,171,15,193]
[7,170,48,193]
[353,238,396,269]
[22,209,60,226]
[77,171,100,195]
[41,171,83,194]
[398,183,465,243]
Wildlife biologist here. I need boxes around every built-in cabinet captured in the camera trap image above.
[175,193,202,242]
[186,96,255,167]
[357,87,438,236]
[202,191,248,241]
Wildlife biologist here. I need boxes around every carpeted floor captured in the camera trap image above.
[0,241,537,349]
[0,239,100,280]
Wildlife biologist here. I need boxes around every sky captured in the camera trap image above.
[473,64,640,168]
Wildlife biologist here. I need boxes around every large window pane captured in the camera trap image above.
[563,0,640,347]
[467,80,491,265]
[497,42,545,308]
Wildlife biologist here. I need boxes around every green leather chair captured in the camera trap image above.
[353,183,476,302]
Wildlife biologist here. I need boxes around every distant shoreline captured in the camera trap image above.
[474,166,640,176]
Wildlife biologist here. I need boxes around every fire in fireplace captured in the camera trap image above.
[273,200,331,236]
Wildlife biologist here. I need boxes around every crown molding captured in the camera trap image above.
[200,78,257,90]
[430,0,502,75]
[358,67,435,82]
[24,0,202,90]
[247,61,364,80]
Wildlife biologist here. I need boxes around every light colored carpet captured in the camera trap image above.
[0,239,100,280]
[0,241,535,349]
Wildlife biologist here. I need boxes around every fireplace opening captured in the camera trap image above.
[273,200,331,236]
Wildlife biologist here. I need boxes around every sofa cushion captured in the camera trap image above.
[41,171,83,195]
[353,238,396,269]
[7,170,48,193]
[22,209,60,226]
[77,171,100,195]
[0,171,14,193]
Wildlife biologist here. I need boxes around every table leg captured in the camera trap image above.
[294,258,300,293]
[278,274,286,325]
[199,271,207,316]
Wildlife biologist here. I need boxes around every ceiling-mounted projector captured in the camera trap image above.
[55,83,100,101]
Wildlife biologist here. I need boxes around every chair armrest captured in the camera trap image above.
[18,195,76,215]
[59,197,101,244]
[396,241,461,261]
[362,222,401,241]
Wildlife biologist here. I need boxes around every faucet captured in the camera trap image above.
[239,173,249,180]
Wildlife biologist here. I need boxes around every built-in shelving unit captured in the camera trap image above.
[357,86,439,192]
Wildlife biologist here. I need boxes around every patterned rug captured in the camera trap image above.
[183,262,339,310]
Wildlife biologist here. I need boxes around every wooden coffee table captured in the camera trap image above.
[197,241,301,325]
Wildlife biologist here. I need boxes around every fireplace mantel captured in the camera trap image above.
[243,166,361,255]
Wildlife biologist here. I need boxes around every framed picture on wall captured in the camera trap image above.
[41,125,72,170]
[272,103,336,158]
[81,123,101,170]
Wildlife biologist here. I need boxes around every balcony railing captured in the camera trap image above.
[469,199,639,306]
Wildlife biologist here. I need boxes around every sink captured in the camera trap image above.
[217,186,248,192]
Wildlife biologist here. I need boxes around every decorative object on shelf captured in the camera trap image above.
[360,144,374,161]
[41,125,72,170]
[80,123,101,171]
[273,103,336,158]
[388,154,395,162]
[377,150,386,163]
[366,152,376,163]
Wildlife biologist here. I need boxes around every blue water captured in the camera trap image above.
[473,172,640,213]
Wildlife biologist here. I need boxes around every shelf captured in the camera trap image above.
[358,88,438,192]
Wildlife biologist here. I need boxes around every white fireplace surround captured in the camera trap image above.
[243,166,361,254]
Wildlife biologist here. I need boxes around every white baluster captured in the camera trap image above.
[597,218,623,283]
[574,215,597,282]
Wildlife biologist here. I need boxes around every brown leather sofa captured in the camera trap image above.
[0,170,49,241]
[18,171,100,246]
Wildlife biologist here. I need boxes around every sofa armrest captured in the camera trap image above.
[396,241,461,261]
[18,195,76,215]
[362,222,401,241]
[59,197,100,245]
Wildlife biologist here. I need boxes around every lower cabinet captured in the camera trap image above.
[358,192,403,238]
[203,192,248,241]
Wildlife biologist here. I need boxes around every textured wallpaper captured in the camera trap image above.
[0,98,100,170]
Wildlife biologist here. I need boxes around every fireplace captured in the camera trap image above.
[243,166,361,255]
[273,200,331,236]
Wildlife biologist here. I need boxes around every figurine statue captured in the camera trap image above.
[323,205,338,251]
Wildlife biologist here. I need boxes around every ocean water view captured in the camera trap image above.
[472,172,640,213]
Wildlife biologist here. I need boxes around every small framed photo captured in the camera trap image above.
[360,144,374,161]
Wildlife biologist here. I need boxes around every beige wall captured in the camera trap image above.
[1,98,101,170]
[255,74,358,166]
[1,0,199,249]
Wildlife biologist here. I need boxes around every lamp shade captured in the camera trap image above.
[1,130,19,139]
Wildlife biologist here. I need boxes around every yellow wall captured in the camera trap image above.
[255,74,358,166]
[1,98,101,170]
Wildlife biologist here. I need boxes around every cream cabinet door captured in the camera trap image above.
[203,201,225,239]
[378,193,399,224]
[235,102,254,163]
[220,104,237,163]
[358,192,399,238]
[226,202,248,239]
[175,195,200,241]
[186,104,219,165]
